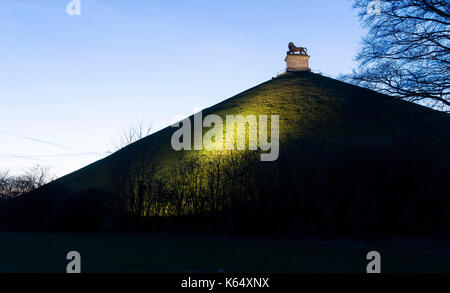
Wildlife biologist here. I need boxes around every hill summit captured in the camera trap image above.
[2,72,450,235]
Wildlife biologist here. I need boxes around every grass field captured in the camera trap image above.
[0,232,449,273]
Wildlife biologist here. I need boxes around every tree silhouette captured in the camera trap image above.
[0,165,53,203]
[348,0,449,111]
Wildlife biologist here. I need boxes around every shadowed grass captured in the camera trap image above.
[0,232,449,273]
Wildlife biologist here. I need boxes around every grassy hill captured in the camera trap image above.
[48,72,450,191]
[2,71,450,235]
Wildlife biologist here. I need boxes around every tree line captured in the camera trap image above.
[0,165,53,206]
[107,136,449,236]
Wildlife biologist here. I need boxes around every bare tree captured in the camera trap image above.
[112,120,153,151]
[23,165,53,190]
[0,170,9,202]
[110,120,164,226]
[0,165,53,203]
[346,0,449,111]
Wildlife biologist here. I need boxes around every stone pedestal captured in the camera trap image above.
[285,54,311,72]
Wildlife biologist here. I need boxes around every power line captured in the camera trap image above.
[0,129,89,153]
[0,154,75,166]
[0,152,105,158]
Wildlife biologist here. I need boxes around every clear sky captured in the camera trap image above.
[0,0,363,177]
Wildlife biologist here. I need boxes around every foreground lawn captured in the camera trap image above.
[0,232,448,273]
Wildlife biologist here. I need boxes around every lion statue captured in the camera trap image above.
[288,42,308,55]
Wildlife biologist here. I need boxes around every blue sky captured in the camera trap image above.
[0,0,363,177]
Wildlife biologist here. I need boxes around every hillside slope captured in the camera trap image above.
[2,72,450,234]
[55,71,450,191]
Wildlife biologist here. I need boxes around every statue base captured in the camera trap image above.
[285,54,311,72]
